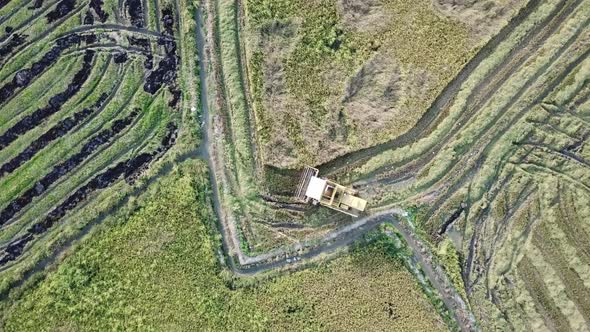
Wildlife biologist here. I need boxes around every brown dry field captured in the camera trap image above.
[245,0,526,168]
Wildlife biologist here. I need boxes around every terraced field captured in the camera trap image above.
[2,0,590,329]
[0,0,201,295]
[206,0,590,330]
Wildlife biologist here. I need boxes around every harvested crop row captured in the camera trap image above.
[0,0,188,293]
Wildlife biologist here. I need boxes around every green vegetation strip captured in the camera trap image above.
[0,160,447,331]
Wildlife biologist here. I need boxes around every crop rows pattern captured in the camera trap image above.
[209,0,590,329]
[0,0,199,295]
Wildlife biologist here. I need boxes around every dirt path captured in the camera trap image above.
[195,8,478,330]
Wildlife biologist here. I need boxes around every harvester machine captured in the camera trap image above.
[295,166,367,217]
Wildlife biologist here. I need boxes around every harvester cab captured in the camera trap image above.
[295,166,367,217]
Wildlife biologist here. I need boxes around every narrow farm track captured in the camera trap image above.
[197,5,478,330]
[203,0,590,330]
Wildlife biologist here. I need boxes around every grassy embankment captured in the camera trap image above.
[0,160,450,332]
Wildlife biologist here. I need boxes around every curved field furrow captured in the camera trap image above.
[317,0,569,177]
[203,0,590,329]
[0,0,61,36]
[354,3,589,192]
[0,109,139,226]
[0,50,95,149]
[0,0,186,298]
[0,122,177,266]
[0,89,157,238]
[0,55,121,179]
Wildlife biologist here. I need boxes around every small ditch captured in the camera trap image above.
[0,49,94,150]
[0,122,178,266]
[0,108,139,226]
[0,93,109,178]
[0,34,82,104]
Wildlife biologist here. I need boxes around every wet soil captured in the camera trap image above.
[113,52,128,63]
[125,0,144,28]
[0,34,81,104]
[0,93,109,178]
[127,36,150,50]
[0,122,177,266]
[28,0,44,9]
[161,8,174,35]
[0,108,138,226]
[84,10,94,25]
[46,0,76,23]
[83,33,97,44]
[0,0,12,9]
[0,34,27,61]
[437,204,465,236]
[143,9,180,107]
[0,49,93,150]
[89,0,108,22]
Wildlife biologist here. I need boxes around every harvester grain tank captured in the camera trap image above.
[295,166,367,217]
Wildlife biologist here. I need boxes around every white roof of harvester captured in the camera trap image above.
[305,176,326,201]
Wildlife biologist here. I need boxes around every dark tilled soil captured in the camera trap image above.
[83,33,97,44]
[0,0,12,10]
[127,36,150,50]
[84,10,95,25]
[125,0,144,28]
[143,9,180,107]
[161,8,174,35]
[0,50,94,150]
[143,53,153,69]
[28,0,44,9]
[0,108,139,226]
[113,52,128,63]
[0,34,81,104]
[89,0,108,22]
[0,93,109,177]
[46,0,77,23]
[0,122,177,266]
[0,34,27,61]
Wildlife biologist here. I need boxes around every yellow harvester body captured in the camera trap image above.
[296,166,367,217]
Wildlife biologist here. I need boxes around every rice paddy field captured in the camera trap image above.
[0,0,202,299]
[0,161,449,331]
[209,0,590,330]
[2,0,590,330]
